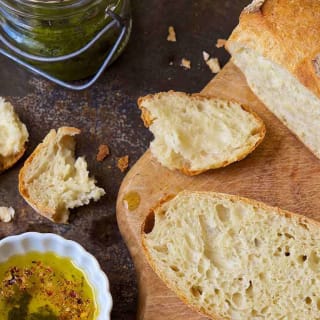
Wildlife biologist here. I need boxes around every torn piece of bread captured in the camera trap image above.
[226,0,320,159]
[143,191,320,319]
[0,98,28,172]
[138,91,265,175]
[19,127,105,223]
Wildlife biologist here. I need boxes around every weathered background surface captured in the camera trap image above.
[0,1,248,318]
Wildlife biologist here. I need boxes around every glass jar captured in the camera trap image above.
[0,0,131,86]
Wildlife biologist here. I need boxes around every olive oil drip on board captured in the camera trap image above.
[123,191,141,211]
[0,252,97,320]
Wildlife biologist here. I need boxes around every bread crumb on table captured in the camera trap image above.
[206,58,221,73]
[0,207,15,223]
[216,38,226,48]
[117,155,129,172]
[202,51,221,73]
[96,144,110,162]
[202,51,210,61]
[167,26,176,42]
[202,51,221,74]
[180,58,191,70]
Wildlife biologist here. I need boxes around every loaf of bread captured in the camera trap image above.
[226,0,320,159]
[142,191,320,319]
[0,97,28,172]
[19,127,105,223]
[138,91,265,176]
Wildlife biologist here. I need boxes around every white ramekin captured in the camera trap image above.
[0,232,112,319]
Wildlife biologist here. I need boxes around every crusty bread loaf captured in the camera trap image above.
[0,97,28,172]
[226,0,320,159]
[142,191,320,319]
[138,91,265,176]
[19,127,105,223]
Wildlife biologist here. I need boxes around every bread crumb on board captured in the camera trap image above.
[117,155,129,172]
[96,144,110,162]
[0,207,15,223]
[181,58,191,70]
[216,38,226,48]
[202,51,221,73]
[167,26,177,42]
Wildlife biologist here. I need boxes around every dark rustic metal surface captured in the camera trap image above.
[0,1,248,318]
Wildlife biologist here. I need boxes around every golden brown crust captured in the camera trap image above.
[55,126,81,137]
[141,191,319,320]
[18,127,81,223]
[226,0,320,99]
[138,91,266,176]
[0,144,26,173]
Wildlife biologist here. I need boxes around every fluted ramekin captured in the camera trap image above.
[0,232,112,319]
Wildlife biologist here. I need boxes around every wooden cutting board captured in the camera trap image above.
[116,62,320,319]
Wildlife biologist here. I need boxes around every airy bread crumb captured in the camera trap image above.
[229,45,320,159]
[143,191,320,319]
[138,91,265,175]
[117,155,129,172]
[167,26,176,42]
[19,127,105,223]
[0,207,15,223]
[96,144,110,162]
[226,0,320,161]
[180,58,191,70]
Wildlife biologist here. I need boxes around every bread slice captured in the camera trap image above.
[0,97,28,172]
[19,127,105,223]
[226,0,320,159]
[138,91,265,176]
[142,191,320,319]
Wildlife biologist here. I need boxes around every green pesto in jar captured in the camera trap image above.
[1,0,131,80]
[0,251,97,320]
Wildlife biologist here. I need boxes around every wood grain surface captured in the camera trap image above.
[116,62,320,319]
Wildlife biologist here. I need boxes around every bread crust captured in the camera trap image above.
[141,191,319,320]
[226,0,320,100]
[0,145,26,173]
[18,127,81,223]
[138,91,266,176]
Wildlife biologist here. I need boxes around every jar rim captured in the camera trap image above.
[1,0,120,18]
